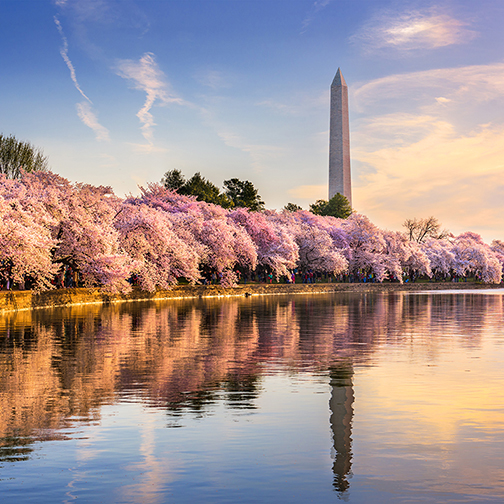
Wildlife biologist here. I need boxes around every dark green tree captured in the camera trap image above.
[161,171,264,210]
[309,193,352,219]
[162,169,186,191]
[0,134,49,178]
[284,202,302,212]
[223,178,265,211]
[325,193,353,218]
[181,172,233,207]
[162,170,231,206]
[309,199,328,215]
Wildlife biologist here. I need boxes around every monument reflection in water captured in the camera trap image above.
[1,290,504,503]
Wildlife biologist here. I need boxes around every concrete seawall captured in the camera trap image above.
[0,282,502,314]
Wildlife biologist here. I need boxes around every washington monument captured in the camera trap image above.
[329,68,352,206]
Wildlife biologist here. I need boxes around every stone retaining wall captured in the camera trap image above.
[0,282,501,314]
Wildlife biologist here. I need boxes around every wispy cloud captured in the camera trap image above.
[127,142,168,154]
[56,0,149,32]
[54,16,110,141]
[99,153,118,168]
[257,99,296,114]
[55,0,111,23]
[76,101,110,141]
[352,8,477,53]
[301,0,333,33]
[116,52,186,145]
[195,69,232,90]
[214,127,284,172]
[257,90,328,116]
[54,16,91,102]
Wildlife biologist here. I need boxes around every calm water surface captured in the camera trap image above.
[1,290,504,503]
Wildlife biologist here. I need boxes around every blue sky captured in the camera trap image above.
[1,0,504,241]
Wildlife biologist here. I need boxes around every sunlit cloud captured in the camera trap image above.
[349,63,504,240]
[352,113,438,152]
[352,8,477,53]
[353,63,504,111]
[54,16,91,102]
[352,72,504,240]
[116,53,186,145]
[76,102,110,142]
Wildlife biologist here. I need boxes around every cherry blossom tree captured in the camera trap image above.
[490,240,504,270]
[229,208,298,278]
[267,210,347,275]
[382,230,431,281]
[0,171,501,292]
[0,172,134,292]
[114,203,200,291]
[452,232,502,283]
[341,214,390,281]
[127,184,257,286]
[421,238,456,279]
[0,195,57,290]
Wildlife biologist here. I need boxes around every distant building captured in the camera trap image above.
[329,68,352,206]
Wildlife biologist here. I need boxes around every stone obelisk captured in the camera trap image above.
[329,68,352,206]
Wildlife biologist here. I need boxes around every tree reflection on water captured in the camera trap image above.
[0,291,502,496]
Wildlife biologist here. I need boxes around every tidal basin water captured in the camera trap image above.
[1,290,504,503]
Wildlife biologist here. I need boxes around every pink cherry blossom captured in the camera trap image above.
[421,238,456,278]
[0,172,502,291]
[115,202,201,291]
[229,208,298,278]
[0,195,58,290]
[452,232,502,283]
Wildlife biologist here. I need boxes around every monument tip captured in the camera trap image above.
[332,68,347,87]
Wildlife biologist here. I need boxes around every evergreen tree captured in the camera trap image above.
[162,169,186,191]
[182,172,233,207]
[224,178,265,211]
[309,193,352,219]
[284,202,302,212]
[309,199,328,215]
[161,171,264,210]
